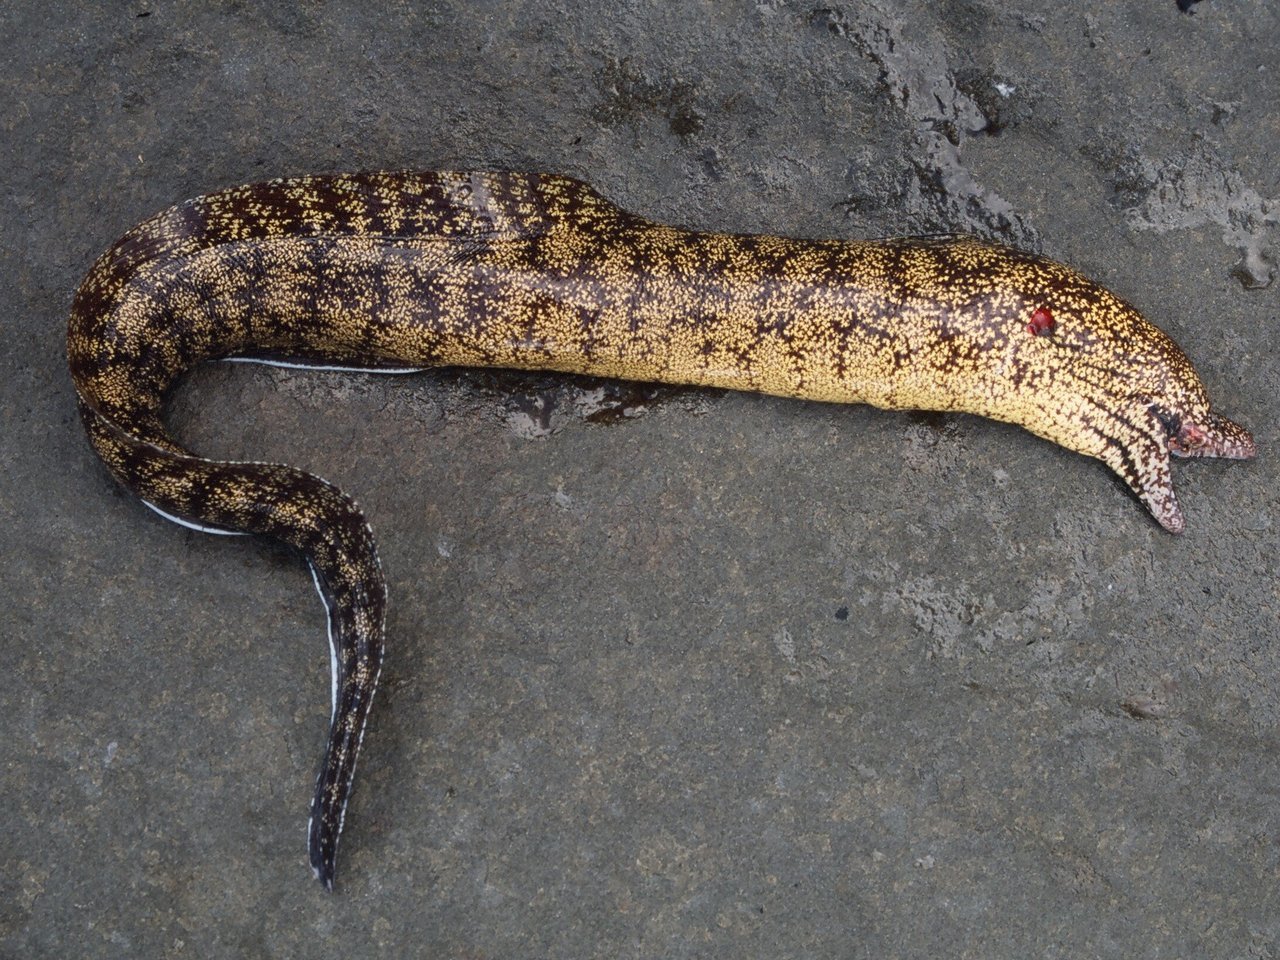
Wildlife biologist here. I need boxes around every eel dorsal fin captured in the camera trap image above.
[183,170,623,245]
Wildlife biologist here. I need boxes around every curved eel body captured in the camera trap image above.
[67,171,1255,889]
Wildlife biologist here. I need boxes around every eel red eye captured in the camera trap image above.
[1026,307,1055,336]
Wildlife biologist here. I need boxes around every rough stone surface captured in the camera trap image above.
[3,2,1278,957]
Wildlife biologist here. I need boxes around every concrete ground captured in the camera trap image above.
[4,1,1279,956]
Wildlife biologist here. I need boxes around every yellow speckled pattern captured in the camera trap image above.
[67,170,1255,889]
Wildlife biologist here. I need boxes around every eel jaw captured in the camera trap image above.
[1099,406,1256,535]
[1117,405,1185,534]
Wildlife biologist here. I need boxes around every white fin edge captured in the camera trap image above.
[308,561,340,726]
[223,357,427,374]
[141,498,247,535]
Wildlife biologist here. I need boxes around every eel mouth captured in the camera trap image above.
[1168,412,1257,460]
[1107,406,1256,535]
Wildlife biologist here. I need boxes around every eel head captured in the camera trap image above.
[957,240,1259,534]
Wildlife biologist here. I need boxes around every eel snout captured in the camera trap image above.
[1119,401,1256,535]
[1167,411,1257,460]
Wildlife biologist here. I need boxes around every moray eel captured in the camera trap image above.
[66,170,1255,889]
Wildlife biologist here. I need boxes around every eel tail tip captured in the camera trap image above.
[312,860,336,893]
[309,813,338,892]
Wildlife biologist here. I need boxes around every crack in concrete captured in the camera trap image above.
[814,2,1038,247]
[1118,140,1277,290]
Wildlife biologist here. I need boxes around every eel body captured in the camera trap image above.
[67,170,1255,889]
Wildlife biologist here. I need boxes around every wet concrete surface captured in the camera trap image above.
[4,1,1279,956]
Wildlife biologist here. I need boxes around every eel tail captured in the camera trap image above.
[76,404,384,890]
